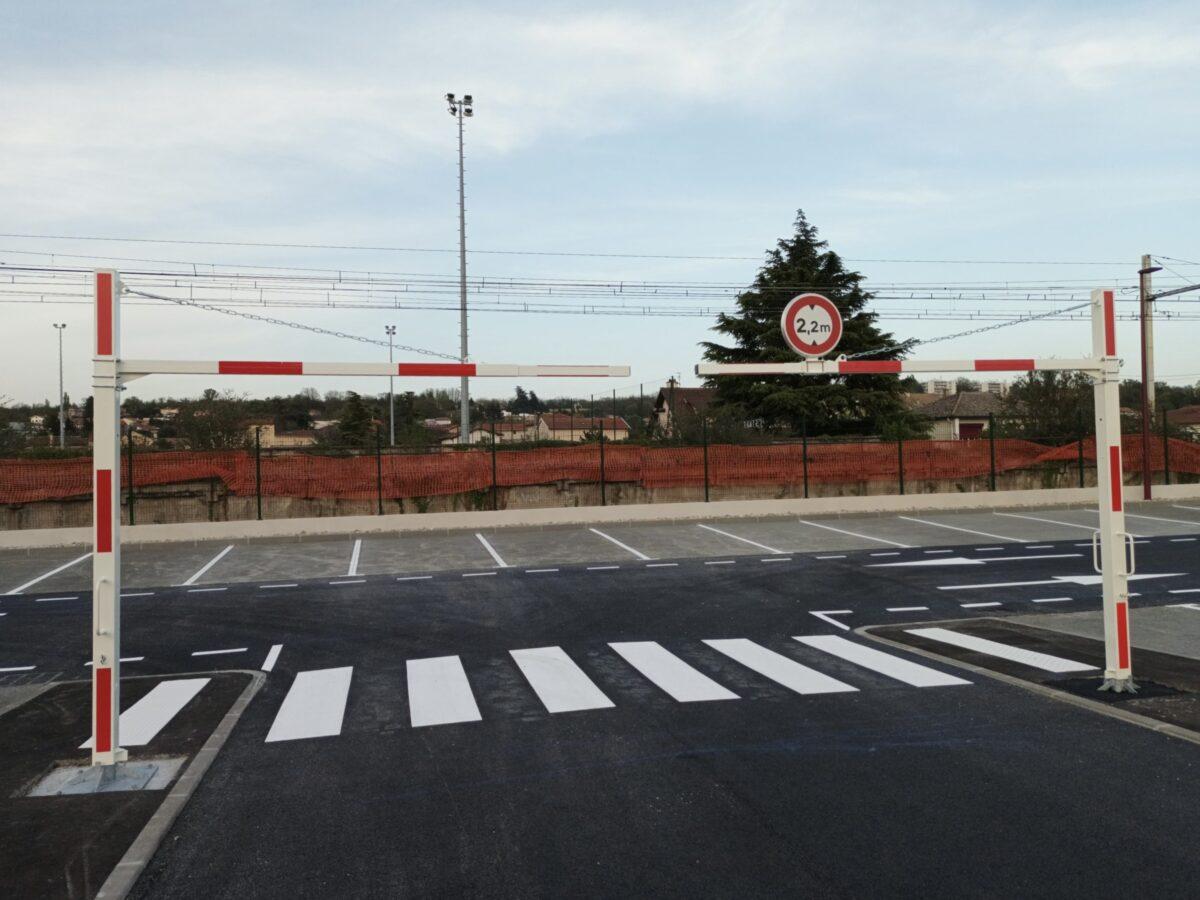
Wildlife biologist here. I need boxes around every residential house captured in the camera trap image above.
[652,383,716,435]
[246,420,318,448]
[1167,405,1200,438]
[467,420,538,444]
[915,391,1004,440]
[538,412,630,442]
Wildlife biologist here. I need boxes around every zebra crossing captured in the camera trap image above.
[81,630,1101,750]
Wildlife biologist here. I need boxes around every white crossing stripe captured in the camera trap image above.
[510,646,615,713]
[261,644,283,672]
[907,627,1096,673]
[406,656,483,727]
[703,639,857,695]
[81,678,209,748]
[794,635,970,688]
[609,641,738,702]
[265,667,354,742]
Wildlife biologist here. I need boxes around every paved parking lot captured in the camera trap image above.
[4,500,1198,595]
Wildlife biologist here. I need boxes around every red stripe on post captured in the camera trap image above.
[218,361,304,375]
[974,359,1035,371]
[96,470,112,553]
[1116,601,1130,669]
[396,363,476,376]
[95,666,113,753]
[837,360,902,374]
[96,272,113,356]
[1109,446,1123,511]
[1104,290,1116,356]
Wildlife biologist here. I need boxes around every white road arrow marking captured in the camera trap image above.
[809,609,853,630]
[868,553,1080,568]
[938,572,1186,591]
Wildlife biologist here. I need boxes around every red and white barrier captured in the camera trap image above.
[89,269,630,766]
[695,287,1135,693]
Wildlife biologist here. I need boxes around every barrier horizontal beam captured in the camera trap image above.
[118,360,631,378]
[696,357,1100,376]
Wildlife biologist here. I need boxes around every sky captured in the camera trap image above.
[2,0,1199,409]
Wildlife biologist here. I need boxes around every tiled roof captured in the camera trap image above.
[540,413,629,430]
[915,391,1004,419]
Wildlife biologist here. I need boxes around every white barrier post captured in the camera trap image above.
[1091,288,1135,692]
[91,269,127,765]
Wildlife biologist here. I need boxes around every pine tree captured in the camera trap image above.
[701,210,925,437]
[338,391,376,447]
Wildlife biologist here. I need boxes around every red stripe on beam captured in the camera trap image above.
[96,272,113,356]
[837,360,902,374]
[1104,290,1116,356]
[218,361,304,375]
[1109,446,1123,511]
[974,359,1034,371]
[396,363,477,376]
[1116,601,1130,669]
[96,470,112,553]
[95,666,113,753]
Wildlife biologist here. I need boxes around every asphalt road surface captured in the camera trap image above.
[2,503,1200,897]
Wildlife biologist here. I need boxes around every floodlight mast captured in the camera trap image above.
[696,288,1135,693]
[89,269,629,767]
[446,91,473,443]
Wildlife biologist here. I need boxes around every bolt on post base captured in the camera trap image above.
[1099,676,1138,694]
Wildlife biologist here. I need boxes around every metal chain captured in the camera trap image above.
[123,287,459,360]
[844,300,1092,359]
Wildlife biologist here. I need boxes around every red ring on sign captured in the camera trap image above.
[781,293,843,358]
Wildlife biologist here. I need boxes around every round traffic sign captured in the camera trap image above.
[780,293,843,358]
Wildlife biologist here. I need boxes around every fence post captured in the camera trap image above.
[254,426,263,520]
[599,433,607,506]
[491,420,499,511]
[126,428,135,526]
[801,418,809,499]
[1162,406,1170,486]
[897,437,905,495]
[988,412,996,492]
[1077,411,1086,488]
[375,426,383,515]
[702,415,710,502]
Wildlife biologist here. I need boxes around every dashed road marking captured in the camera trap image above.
[329,579,365,585]
[760,557,792,563]
[925,550,954,555]
[397,575,434,582]
[526,568,560,574]
[1026,544,1054,550]
[816,555,846,560]
[588,565,620,571]
[475,533,509,568]
[1031,597,1073,604]
[181,545,234,586]
[0,665,36,673]
[1170,537,1198,543]
[588,528,653,561]
[192,647,247,657]
[960,601,1002,609]
[696,523,784,554]
[85,657,144,666]
[886,606,929,612]
[704,560,735,566]
[35,596,78,602]
[261,583,298,590]
[646,562,678,568]
[5,552,91,595]
[463,571,497,578]
[187,587,227,594]
[121,592,155,598]
[1168,588,1200,594]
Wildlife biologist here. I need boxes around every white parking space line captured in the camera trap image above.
[261,644,283,672]
[510,646,615,713]
[994,512,1111,534]
[886,606,929,612]
[347,538,362,577]
[265,667,354,742]
[1032,597,1073,604]
[696,523,784,554]
[181,545,234,586]
[898,516,1024,543]
[82,678,209,748]
[0,665,35,673]
[192,647,247,657]
[407,656,483,727]
[795,635,970,688]
[588,527,653,561]
[704,639,857,694]
[610,641,738,702]
[798,519,911,548]
[1121,511,1200,527]
[5,552,91,595]
[475,533,509,568]
[908,627,1096,673]
[960,601,1002,609]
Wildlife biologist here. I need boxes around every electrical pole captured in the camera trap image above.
[385,325,396,446]
[446,92,474,444]
[1138,255,1163,499]
[52,323,67,447]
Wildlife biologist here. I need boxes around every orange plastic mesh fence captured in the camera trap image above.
[2,437,1197,505]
